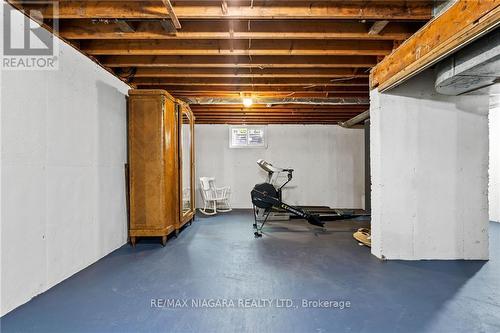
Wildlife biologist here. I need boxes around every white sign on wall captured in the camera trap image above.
[229,126,267,148]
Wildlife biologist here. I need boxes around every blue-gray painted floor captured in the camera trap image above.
[2,210,500,333]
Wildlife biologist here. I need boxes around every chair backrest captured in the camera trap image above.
[199,177,216,201]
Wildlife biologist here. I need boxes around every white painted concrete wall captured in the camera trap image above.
[370,69,490,260]
[490,84,500,222]
[195,124,365,209]
[1,5,129,315]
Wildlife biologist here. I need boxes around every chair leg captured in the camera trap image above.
[217,199,232,212]
[200,200,217,215]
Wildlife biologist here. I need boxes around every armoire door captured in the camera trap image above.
[179,104,195,227]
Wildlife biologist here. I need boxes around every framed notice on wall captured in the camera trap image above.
[229,126,267,148]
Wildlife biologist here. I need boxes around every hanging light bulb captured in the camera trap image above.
[242,97,253,107]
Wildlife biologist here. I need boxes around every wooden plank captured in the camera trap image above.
[193,109,364,112]
[192,109,365,113]
[131,77,369,86]
[194,113,362,117]
[81,39,393,56]
[193,113,364,116]
[59,20,418,41]
[190,104,366,109]
[140,85,369,92]
[115,20,135,33]
[101,55,377,68]
[368,20,390,35]
[191,107,366,111]
[173,92,369,98]
[194,116,363,121]
[195,120,349,124]
[161,0,181,29]
[174,91,367,97]
[195,116,353,120]
[192,111,362,115]
[371,0,500,91]
[159,19,176,34]
[192,111,365,114]
[130,67,369,78]
[192,111,366,114]
[16,1,432,20]
[221,1,228,15]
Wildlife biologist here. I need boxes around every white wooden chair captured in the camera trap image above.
[199,177,232,215]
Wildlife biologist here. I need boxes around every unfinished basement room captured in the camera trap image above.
[0,0,499,332]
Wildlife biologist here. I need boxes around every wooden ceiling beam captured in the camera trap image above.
[58,20,418,41]
[191,104,366,109]
[141,85,368,92]
[101,55,377,68]
[81,39,393,56]
[192,110,367,114]
[130,67,370,78]
[371,0,500,91]
[16,1,432,20]
[192,108,367,112]
[193,111,365,114]
[195,120,349,124]
[194,113,362,117]
[193,108,364,112]
[131,77,369,86]
[173,92,369,98]
[194,112,366,118]
[194,110,361,113]
[193,116,363,120]
[193,115,356,118]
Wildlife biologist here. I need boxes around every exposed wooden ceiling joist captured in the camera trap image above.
[101,55,377,68]
[371,0,500,91]
[192,113,364,117]
[131,77,369,86]
[139,85,368,92]
[130,67,370,78]
[5,0,439,124]
[196,121,349,124]
[59,20,420,41]
[17,1,433,20]
[81,39,393,56]
[191,104,367,110]
[172,92,369,99]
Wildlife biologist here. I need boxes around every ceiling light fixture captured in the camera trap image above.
[242,97,253,107]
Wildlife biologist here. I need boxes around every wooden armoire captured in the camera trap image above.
[127,89,195,246]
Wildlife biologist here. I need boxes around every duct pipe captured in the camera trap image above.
[338,110,369,128]
[181,97,369,105]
